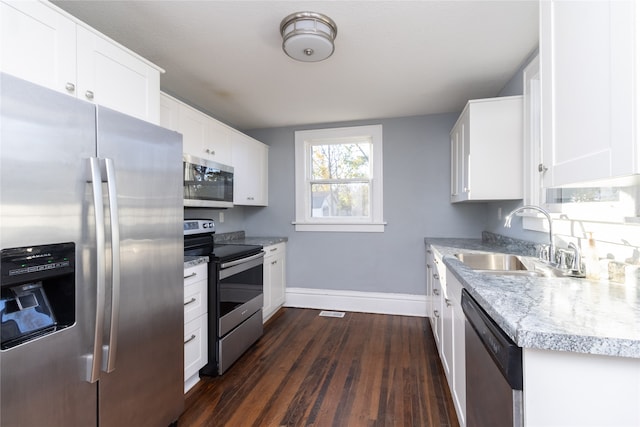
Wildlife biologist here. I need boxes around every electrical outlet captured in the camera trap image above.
[219,211,224,223]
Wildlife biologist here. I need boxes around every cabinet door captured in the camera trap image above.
[178,103,209,158]
[449,108,470,202]
[160,92,180,132]
[184,315,207,380]
[269,249,285,308]
[262,243,286,322]
[0,1,76,94]
[233,133,268,206]
[425,249,434,326]
[207,120,233,166]
[540,0,635,186]
[76,26,160,123]
[447,273,467,426]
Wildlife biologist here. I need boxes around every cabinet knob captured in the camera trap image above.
[65,82,75,92]
[538,163,548,173]
[85,90,94,100]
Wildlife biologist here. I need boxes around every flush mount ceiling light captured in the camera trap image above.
[280,12,338,62]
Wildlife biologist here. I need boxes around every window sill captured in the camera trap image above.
[292,222,386,233]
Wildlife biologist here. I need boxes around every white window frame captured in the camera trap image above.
[293,125,385,232]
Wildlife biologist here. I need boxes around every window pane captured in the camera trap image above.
[311,183,369,217]
[546,187,620,203]
[311,142,371,180]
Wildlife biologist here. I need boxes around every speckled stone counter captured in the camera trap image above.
[214,231,287,247]
[184,255,208,269]
[425,236,640,359]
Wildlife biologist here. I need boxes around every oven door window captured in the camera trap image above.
[219,262,263,317]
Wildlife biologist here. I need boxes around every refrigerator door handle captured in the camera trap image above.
[86,157,106,383]
[102,158,120,373]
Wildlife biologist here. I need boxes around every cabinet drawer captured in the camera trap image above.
[184,279,207,324]
[264,242,285,258]
[184,263,207,287]
[184,315,207,380]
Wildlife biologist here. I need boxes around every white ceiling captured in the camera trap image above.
[52,0,539,131]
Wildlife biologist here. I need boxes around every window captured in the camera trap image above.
[294,125,384,232]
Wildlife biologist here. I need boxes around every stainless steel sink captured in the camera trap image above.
[454,253,528,271]
[454,252,558,277]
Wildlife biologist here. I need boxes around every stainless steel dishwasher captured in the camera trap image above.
[461,289,523,427]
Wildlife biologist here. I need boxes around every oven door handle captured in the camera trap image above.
[220,252,265,269]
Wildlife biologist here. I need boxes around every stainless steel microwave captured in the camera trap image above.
[183,154,234,208]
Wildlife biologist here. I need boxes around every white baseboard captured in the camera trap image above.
[284,287,428,317]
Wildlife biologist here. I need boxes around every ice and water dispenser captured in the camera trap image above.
[0,242,76,350]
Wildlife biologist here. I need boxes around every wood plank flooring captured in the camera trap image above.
[178,308,459,427]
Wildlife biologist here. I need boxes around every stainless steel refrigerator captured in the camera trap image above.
[0,73,184,426]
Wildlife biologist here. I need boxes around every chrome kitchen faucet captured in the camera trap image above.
[504,205,555,265]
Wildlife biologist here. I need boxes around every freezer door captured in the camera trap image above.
[0,73,97,426]
[95,106,184,427]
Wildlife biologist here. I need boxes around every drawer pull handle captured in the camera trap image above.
[270,248,278,252]
[433,289,440,296]
[184,334,196,344]
[184,297,196,306]
[433,310,440,318]
[445,298,452,307]
[184,272,197,279]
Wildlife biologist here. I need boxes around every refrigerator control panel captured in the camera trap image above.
[1,242,75,350]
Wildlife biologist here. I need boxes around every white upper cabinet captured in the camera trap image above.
[540,0,636,186]
[0,1,76,92]
[160,92,233,165]
[450,96,523,203]
[0,1,161,124]
[232,133,268,206]
[75,26,160,123]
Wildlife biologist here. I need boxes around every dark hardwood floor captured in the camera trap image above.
[178,308,460,427]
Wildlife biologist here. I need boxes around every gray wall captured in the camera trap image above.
[239,114,488,295]
[187,49,540,296]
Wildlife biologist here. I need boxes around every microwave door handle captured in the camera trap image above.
[102,158,120,373]
[86,157,106,383]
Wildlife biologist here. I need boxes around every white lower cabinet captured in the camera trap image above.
[428,246,466,427]
[446,272,466,427]
[183,263,208,393]
[262,242,286,322]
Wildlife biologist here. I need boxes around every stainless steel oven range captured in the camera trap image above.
[183,219,264,375]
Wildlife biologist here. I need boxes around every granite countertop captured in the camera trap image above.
[214,231,287,247]
[425,237,640,359]
[184,255,208,268]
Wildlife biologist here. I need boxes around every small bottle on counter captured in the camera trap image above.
[584,232,600,280]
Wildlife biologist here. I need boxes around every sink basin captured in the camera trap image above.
[454,252,567,278]
[454,253,528,271]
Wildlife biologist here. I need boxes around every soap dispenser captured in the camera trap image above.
[584,232,600,280]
